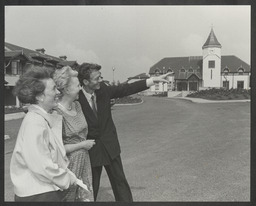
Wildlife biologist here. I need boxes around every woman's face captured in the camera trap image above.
[67,77,82,100]
[40,78,60,111]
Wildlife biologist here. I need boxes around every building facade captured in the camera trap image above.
[4,42,79,106]
[149,28,250,93]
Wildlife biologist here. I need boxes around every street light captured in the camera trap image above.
[112,67,116,85]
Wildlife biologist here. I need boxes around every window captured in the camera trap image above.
[223,81,229,89]
[223,67,229,73]
[208,60,215,68]
[155,83,159,90]
[167,68,173,73]
[155,69,160,75]
[167,82,172,90]
[11,61,19,75]
[238,67,244,75]
[237,81,244,89]
[188,69,193,73]
[180,69,185,72]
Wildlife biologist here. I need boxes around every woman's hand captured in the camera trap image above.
[81,140,96,150]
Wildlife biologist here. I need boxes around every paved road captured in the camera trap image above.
[4,96,250,201]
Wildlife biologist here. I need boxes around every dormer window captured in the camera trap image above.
[180,69,185,72]
[223,67,229,73]
[188,69,193,73]
[238,67,244,75]
[155,68,160,75]
[167,68,173,73]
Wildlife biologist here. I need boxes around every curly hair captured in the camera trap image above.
[77,63,101,85]
[13,67,51,104]
[53,66,78,95]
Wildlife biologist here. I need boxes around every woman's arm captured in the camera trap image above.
[64,137,95,154]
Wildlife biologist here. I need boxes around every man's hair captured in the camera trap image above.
[77,63,101,85]
[13,66,51,104]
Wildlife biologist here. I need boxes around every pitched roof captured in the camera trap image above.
[149,55,250,79]
[4,42,77,67]
[149,56,203,80]
[202,28,222,49]
[58,60,79,67]
[5,51,29,61]
[128,73,149,80]
[221,55,250,72]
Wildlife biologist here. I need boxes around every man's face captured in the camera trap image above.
[86,70,103,91]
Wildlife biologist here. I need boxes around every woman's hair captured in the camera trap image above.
[13,66,51,104]
[53,66,78,95]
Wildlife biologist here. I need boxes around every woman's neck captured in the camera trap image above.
[35,104,49,113]
[58,95,74,110]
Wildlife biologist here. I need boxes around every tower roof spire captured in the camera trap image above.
[202,27,222,49]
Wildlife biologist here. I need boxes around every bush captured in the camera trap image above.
[114,96,142,104]
[152,92,167,97]
[187,88,250,100]
[5,106,26,114]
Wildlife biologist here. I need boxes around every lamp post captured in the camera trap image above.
[112,67,116,85]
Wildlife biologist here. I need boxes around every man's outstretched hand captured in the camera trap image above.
[151,72,174,83]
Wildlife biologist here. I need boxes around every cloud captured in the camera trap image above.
[108,55,153,81]
[180,33,204,56]
[51,39,101,64]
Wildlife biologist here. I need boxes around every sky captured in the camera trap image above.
[5,6,250,82]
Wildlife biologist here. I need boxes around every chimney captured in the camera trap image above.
[59,55,67,61]
[35,48,45,54]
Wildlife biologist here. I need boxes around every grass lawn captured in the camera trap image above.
[5,118,23,154]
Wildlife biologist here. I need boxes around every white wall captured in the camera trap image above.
[5,75,20,86]
[221,74,250,89]
[202,48,221,87]
[149,75,175,93]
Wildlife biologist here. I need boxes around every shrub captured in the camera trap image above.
[187,88,250,100]
[152,92,167,97]
[115,96,142,104]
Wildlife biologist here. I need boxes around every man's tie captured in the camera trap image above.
[91,95,98,118]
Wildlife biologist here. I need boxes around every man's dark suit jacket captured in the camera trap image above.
[78,80,148,167]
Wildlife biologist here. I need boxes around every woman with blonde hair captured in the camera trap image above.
[53,66,95,202]
[10,67,77,202]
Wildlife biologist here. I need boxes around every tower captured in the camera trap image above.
[202,28,222,88]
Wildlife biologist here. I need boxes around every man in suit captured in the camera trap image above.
[77,63,171,201]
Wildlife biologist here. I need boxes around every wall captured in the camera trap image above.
[221,74,250,89]
[202,48,221,87]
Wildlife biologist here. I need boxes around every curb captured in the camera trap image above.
[4,100,145,120]
[5,112,25,121]
[113,99,144,106]
[170,97,250,104]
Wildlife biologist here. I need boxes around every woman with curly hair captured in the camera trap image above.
[10,66,77,202]
[53,66,95,202]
